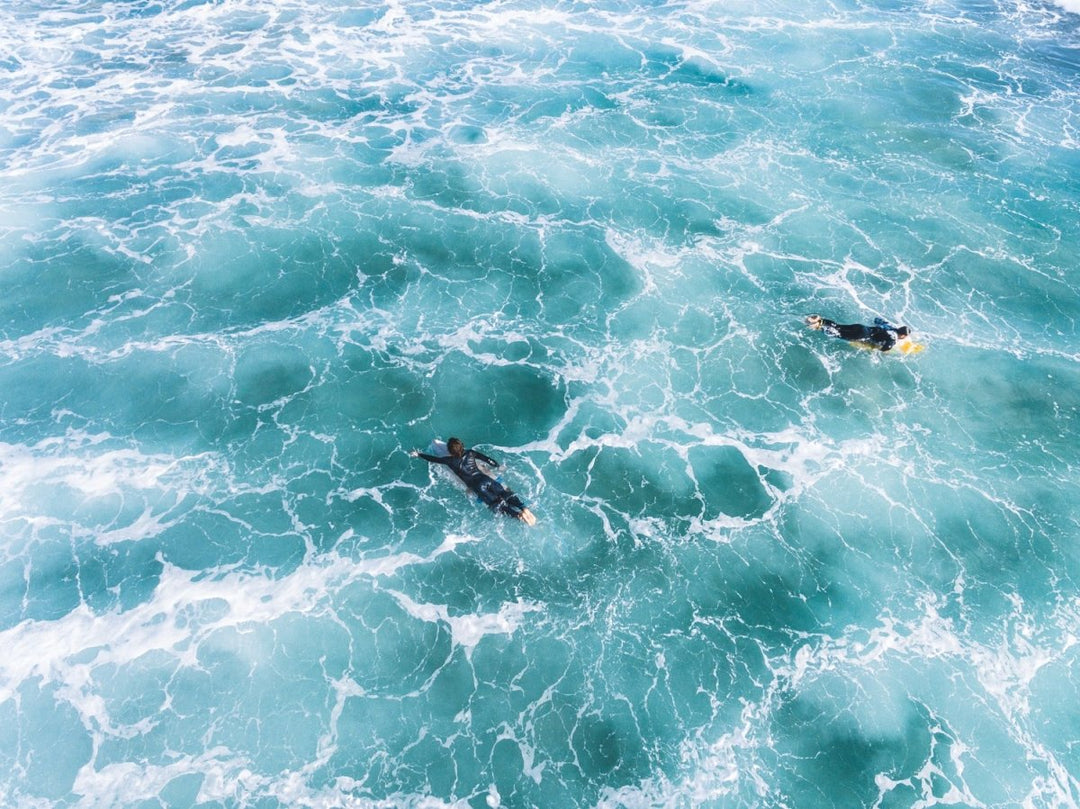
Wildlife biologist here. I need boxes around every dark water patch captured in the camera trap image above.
[0,507,168,627]
[0,697,25,796]
[407,159,490,212]
[160,773,204,807]
[890,122,1007,172]
[373,210,547,317]
[707,505,890,639]
[6,679,93,801]
[74,540,164,616]
[641,43,755,95]
[218,9,270,34]
[571,706,648,781]
[393,549,521,617]
[1030,654,1080,774]
[771,692,925,809]
[0,244,137,340]
[499,88,585,127]
[448,123,487,144]
[96,54,151,71]
[125,370,232,449]
[946,351,1080,465]
[895,67,970,124]
[326,494,395,554]
[607,296,679,342]
[344,240,419,309]
[199,86,288,116]
[667,61,754,95]
[328,666,474,794]
[772,338,835,392]
[521,681,641,804]
[733,564,855,641]
[993,182,1080,260]
[490,736,530,806]
[183,228,360,330]
[215,141,271,163]
[188,623,323,768]
[561,33,651,79]
[221,413,295,473]
[1025,34,1080,76]
[93,650,175,734]
[652,616,749,728]
[669,305,718,348]
[158,512,259,570]
[333,5,387,28]
[227,494,307,566]
[339,365,433,440]
[574,443,701,523]
[603,181,728,244]
[502,83,620,128]
[688,444,774,521]
[0,351,212,453]
[233,343,313,407]
[338,583,455,691]
[923,478,1076,638]
[535,226,641,325]
[62,158,204,216]
[0,558,28,631]
[73,109,138,137]
[0,535,78,626]
[329,692,456,798]
[428,354,566,448]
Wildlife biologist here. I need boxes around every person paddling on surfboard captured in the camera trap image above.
[805,314,921,353]
[410,437,537,525]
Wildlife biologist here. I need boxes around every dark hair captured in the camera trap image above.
[897,327,910,338]
[447,437,464,456]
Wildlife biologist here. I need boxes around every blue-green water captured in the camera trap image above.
[1,0,1079,806]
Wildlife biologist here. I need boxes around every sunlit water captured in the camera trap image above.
[1,0,1079,806]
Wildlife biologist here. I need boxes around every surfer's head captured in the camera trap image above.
[805,314,823,330]
[447,437,465,457]
[896,326,910,339]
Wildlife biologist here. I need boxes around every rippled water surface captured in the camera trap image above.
[1,0,1079,806]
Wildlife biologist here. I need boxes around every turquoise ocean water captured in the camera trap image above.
[1,0,1079,806]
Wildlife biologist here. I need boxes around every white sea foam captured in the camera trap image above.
[0,527,490,700]
[0,433,212,546]
[389,590,541,657]
[2,0,1079,805]
[0,527,521,807]
[599,587,1080,809]
[1049,0,1080,14]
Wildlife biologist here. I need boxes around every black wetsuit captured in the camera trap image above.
[819,317,904,351]
[417,449,529,519]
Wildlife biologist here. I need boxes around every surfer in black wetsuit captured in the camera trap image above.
[411,437,537,525]
[805,314,912,352]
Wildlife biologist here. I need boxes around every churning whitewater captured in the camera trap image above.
[0,0,1079,807]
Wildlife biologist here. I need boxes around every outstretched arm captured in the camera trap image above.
[472,450,499,468]
[410,450,450,465]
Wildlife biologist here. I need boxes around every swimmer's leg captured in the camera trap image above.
[496,492,536,524]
